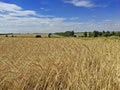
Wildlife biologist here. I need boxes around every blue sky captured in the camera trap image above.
[0,0,120,33]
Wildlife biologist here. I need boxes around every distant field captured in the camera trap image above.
[0,37,120,90]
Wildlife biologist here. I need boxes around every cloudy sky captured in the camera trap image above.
[0,0,120,33]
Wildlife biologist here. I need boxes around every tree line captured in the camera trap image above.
[55,31,74,37]
[83,31,120,37]
[54,31,120,37]
[2,30,120,38]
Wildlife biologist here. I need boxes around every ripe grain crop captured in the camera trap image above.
[0,37,120,90]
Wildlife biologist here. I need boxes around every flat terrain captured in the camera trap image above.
[0,34,48,38]
[0,37,120,90]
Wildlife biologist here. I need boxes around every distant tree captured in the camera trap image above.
[35,35,41,38]
[107,31,110,36]
[98,32,102,36]
[48,33,51,38]
[104,31,110,37]
[71,31,74,36]
[102,31,106,37]
[83,32,87,37]
[88,32,93,37]
[55,31,74,37]
[111,31,116,36]
[103,31,105,33]
[116,32,120,37]
[64,31,74,36]
[93,31,99,37]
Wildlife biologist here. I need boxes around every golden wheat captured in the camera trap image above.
[0,37,120,90]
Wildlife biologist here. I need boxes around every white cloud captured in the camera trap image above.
[40,7,51,11]
[0,1,67,33]
[0,1,39,18]
[9,10,37,17]
[63,0,95,7]
[0,2,120,33]
[70,17,79,20]
[0,2,22,12]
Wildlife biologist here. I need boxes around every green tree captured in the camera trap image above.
[93,31,99,37]
[98,32,102,36]
[111,31,116,36]
[55,31,74,37]
[104,31,110,37]
[116,32,120,37]
[64,31,74,36]
[88,32,93,37]
[102,31,106,37]
[48,33,51,38]
[83,32,87,37]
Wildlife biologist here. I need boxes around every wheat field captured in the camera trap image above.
[0,37,120,90]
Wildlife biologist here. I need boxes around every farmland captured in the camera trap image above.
[0,37,120,90]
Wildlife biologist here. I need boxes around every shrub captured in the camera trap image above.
[5,35,8,37]
[73,35,77,37]
[35,35,41,38]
